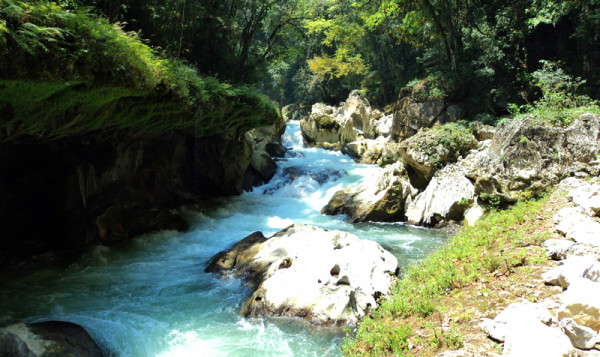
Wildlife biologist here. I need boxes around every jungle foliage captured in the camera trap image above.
[46,0,600,114]
[0,0,279,140]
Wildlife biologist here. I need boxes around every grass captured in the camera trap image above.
[0,1,279,141]
[342,196,552,356]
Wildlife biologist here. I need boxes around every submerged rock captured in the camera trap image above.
[206,224,398,327]
[0,321,105,357]
[322,162,416,222]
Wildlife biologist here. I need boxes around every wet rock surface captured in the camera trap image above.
[0,321,105,357]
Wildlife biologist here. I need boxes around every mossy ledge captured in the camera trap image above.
[0,0,279,142]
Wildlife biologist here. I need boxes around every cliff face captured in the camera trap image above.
[0,127,277,270]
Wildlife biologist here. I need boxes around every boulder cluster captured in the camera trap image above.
[291,92,600,228]
[480,178,600,356]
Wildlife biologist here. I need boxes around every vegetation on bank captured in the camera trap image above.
[506,61,600,127]
[343,197,552,356]
[0,1,279,140]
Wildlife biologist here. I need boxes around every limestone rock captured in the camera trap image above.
[559,318,600,349]
[543,255,600,288]
[205,232,267,278]
[300,103,347,149]
[461,115,600,204]
[464,202,484,226]
[558,278,600,331]
[544,239,576,260]
[554,207,600,247]
[0,321,105,357]
[282,104,311,122]
[558,177,591,194]
[399,124,477,189]
[502,320,576,357]
[406,164,475,226]
[249,150,277,182]
[569,183,600,216]
[391,98,447,141]
[344,90,374,139]
[378,141,403,167]
[299,91,389,151]
[550,244,600,261]
[474,124,496,141]
[480,301,553,342]
[322,162,417,223]
[207,225,398,327]
[374,113,393,138]
[342,136,389,164]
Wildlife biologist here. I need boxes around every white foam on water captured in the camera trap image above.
[0,121,447,356]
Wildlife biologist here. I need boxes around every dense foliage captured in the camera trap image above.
[0,0,279,140]
[57,0,600,113]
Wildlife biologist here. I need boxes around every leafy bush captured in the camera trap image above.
[510,61,600,126]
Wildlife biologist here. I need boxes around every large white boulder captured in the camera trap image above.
[406,164,476,226]
[568,182,600,216]
[545,239,600,261]
[502,320,576,357]
[480,301,553,342]
[559,318,600,349]
[206,224,398,327]
[554,207,600,247]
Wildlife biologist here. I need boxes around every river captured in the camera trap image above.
[0,121,447,356]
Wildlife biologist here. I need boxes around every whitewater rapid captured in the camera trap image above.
[0,122,446,356]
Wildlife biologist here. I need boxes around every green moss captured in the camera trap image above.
[0,1,279,141]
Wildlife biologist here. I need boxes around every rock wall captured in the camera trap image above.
[0,121,285,271]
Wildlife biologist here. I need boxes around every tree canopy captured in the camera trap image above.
[8,0,600,115]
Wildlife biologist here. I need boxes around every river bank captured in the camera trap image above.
[343,178,600,356]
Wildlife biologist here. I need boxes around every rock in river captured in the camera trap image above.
[0,321,105,357]
[206,224,399,327]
